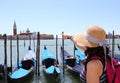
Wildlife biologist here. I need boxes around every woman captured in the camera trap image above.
[63,25,108,83]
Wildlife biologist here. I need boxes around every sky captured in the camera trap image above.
[0,0,120,36]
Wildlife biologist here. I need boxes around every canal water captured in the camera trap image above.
[0,39,120,83]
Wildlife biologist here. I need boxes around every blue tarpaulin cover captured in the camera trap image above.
[11,68,29,79]
[75,49,85,61]
[45,66,60,74]
[42,49,55,60]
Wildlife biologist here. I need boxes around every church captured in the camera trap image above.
[7,21,54,40]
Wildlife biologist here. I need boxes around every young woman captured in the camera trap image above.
[63,25,108,83]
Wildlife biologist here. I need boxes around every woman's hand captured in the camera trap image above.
[62,34,71,39]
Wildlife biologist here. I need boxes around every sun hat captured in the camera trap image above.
[73,25,107,48]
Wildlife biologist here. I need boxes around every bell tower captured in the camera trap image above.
[13,21,17,35]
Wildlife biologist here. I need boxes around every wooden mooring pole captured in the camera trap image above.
[56,35,58,61]
[10,36,12,72]
[62,32,65,76]
[29,35,31,47]
[112,30,115,58]
[74,44,75,57]
[4,34,7,67]
[4,34,8,83]
[36,32,40,76]
[33,37,35,52]
[17,35,19,67]
[24,39,25,47]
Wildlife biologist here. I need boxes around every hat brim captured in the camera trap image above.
[74,34,99,48]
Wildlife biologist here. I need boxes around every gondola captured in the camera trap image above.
[42,46,60,80]
[60,46,85,76]
[8,59,35,83]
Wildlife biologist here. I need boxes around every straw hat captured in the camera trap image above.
[73,25,106,48]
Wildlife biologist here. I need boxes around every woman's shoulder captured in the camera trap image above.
[87,59,103,76]
[87,59,103,67]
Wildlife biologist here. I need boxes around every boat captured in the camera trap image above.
[8,47,36,83]
[60,46,85,76]
[42,46,60,81]
[8,59,35,83]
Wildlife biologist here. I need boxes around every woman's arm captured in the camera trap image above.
[62,34,86,51]
[86,60,103,83]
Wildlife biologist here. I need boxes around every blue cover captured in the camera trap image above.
[45,66,60,74]
[11,68,29,79]
[75,49,86,61]
[42,49,55,60]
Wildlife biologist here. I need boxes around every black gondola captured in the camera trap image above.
[8,59,35,83]
[60,47,85,77]
[42,46,61,81]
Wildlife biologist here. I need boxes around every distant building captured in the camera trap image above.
[106,33,120,39]
[7,21,54,40]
